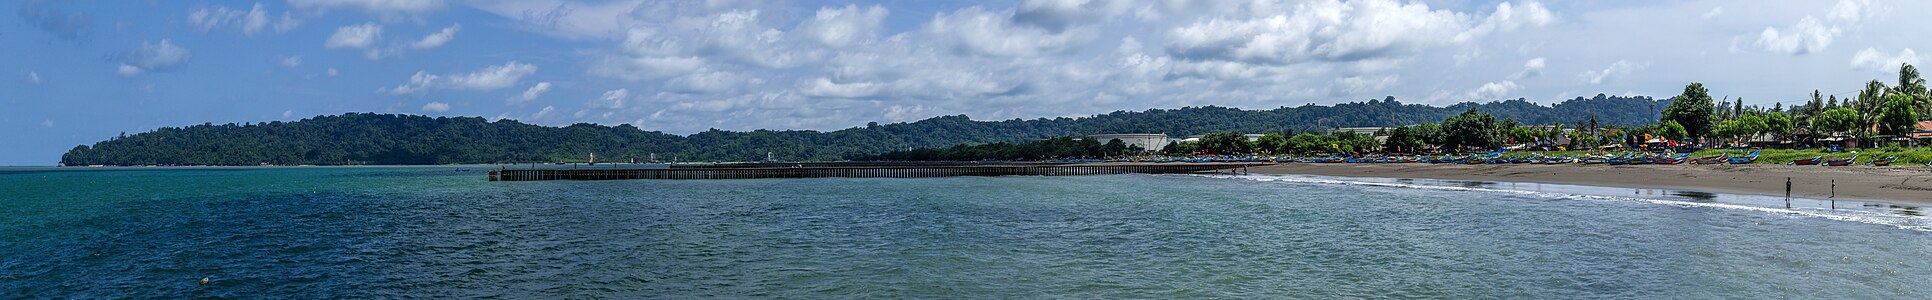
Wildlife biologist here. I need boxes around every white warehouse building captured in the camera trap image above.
[1089,134,1171,152]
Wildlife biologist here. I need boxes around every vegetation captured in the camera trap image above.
[62,95,1670,166]
[857,137,1136,161]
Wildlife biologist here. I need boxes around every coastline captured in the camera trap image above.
[1248,163,1932,206]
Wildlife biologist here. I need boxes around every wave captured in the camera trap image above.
[1192,173,1932,232]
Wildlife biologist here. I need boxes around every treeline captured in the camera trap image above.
[856,137,1141,161]
[61,95,1668,166]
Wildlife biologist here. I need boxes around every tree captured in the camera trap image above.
[1765,111,1793,140]
[1440,108,1501,151]
[1255,133,1288,154]
[1813,108,1860,135]
[1383,126,1427,153]
[1657,120,1688,141]
[1662,83,1717,140]
[1198,131,1250,155]
[1879,93,1918,136]
[1101,138,1130,156]
[1287,133,1327,154]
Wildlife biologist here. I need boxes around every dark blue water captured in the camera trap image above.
[3,167,1930,298]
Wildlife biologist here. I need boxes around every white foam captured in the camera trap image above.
[1193,173,1932,232]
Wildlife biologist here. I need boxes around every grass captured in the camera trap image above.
[1685,148,1932,165]
[1470,147,1932,166]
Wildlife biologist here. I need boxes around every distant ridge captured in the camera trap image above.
[60,94,1666,165]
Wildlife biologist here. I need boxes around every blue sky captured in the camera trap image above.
[4,0,1929,165]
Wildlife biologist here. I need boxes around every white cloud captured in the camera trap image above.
[589,88,628,109]
[41,120,54,128]
[1702,7,1723,19]
[288,0,444,14]
[795,5,888,47]
[1579,60,1647,85]
[280,55,303,67]
[282,110,293,118]
[27,71,41,85]
[1850,48,1922,72]
[412,23,461,49]
[117,64,143,77]
[1166,0,1552,65]
[532,105,558,120]
[1513,57,1546,79]
[326,23,382,49]
[509,82,552,105]
[187,3,298,36]
[1750,17,1838,55]
[799,77,882,98]
[119,39,191,76]
[1470,80,1521,100]
[326,68,339,76]
[383,62,537,95]
[421,101,450,112]
[1742,0,1884,55]
[924,6,1085,57]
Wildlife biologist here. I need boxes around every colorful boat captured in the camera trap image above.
[1867,155,1897,166]
[1691,151,1728,164]
[1725,150,1760,164]
[1790,156,1824,165]
[1824,154,1859,166]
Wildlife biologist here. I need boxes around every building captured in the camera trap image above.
[1090,133,1171,152]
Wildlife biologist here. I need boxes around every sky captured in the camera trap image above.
[4,0,1931,165]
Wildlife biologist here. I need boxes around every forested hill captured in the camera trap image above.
[60,94,1666,165]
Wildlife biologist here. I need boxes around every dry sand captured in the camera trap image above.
[1248,163,1932,206]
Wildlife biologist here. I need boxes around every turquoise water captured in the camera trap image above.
[3,166,1931,298]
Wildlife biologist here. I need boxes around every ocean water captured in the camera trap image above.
[3,166,1931,298]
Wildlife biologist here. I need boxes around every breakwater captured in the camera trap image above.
[488,162,1264,181]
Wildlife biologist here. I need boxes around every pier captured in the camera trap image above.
[488,162,1265,181]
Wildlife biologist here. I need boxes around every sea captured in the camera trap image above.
[3,166,1930,298]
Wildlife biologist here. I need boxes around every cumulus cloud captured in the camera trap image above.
[326,23,382,49]
[799,77,882,99]
[589,88,628,109]
[421,101,450,112]
[289,0,444,14]
[509,82,552,105]
[1513,57,1546,79]
[925,6,1087,57]
[27,71,41,85]
[1165,0,1552,65]
[1470,80,1521,100]
[280,55,303,67]
[411,24,461,49]
[795,5,888,47]
[187,3,300,36]
[1742,0,1882,55]
[1579,60,1646,85]
[118,39,192,76]
[1850,48,1922,72]
[1703,7,1723,19]
[382,61,538,95]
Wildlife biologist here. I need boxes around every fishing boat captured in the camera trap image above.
[1867,155,1897,166]
[1824,154,1860,166]
[1626,153,1654,165]
[1653,153,1691,165]
[1725,150,1760,164]
[1790,156,1824,165]
[1691,151,1729,164]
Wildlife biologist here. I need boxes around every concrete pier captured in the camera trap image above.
[488,162,1263,181]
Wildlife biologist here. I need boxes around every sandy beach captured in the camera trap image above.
[1249,163,1932,206]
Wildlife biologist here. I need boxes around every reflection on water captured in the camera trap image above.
[1672,191,1718,201]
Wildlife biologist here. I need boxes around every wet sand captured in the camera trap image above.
[1249,163,1932,206]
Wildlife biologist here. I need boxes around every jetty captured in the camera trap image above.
[488,162,1265,181]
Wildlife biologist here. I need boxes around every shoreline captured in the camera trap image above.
[1248,163,1932,207]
